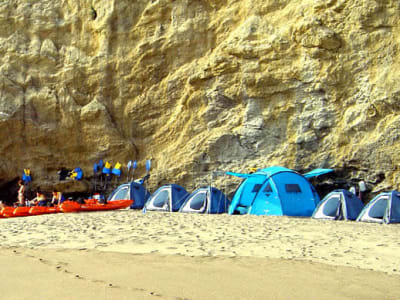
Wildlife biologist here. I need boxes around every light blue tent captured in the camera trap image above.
[227,166,333,216]
[143,184,189,212]
[312,189,364,220]
[357,191,400,224]
[179,187,229,214]
[107,182,150,209]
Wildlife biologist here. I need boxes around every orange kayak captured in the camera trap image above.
[60,199,133,213]
[29,206,60,215]
[59,201,81,213]
[13,206,31,217]
[1,207,17,218]
[0,206,61,218]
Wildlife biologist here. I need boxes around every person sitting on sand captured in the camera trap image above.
[51,190,65,206]
[17,179,26,206]
[30,189,47,207]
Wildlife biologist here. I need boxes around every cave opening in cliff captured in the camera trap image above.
[0,178,20,206]
[0,179,91,207]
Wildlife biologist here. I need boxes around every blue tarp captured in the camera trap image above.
[303,168,334,178]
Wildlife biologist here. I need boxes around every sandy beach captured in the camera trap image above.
[0,210,399,299]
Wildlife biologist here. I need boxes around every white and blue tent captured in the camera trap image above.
[312,189,364,221]
[227,166,333,216]
[179,186,229,214]
[107,182,150,209]
[356,191,400,224]
[143,184,189,212]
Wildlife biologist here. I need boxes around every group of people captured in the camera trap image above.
[16,180,64,207]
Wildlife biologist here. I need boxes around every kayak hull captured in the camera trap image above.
[59,201,80,213]
[29,206,60,215]
[1,198,133,217]
[1,206,61,218]
[61,200,133,213]
[13,206,31,217]
[1,207,17,218]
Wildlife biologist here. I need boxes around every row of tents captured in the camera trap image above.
[107,166,400,224]
[108,183,229,214]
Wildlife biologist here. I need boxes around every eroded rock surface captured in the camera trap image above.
[0,0,399,198]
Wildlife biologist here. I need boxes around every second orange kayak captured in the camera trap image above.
[60,199,133,213]
[29,206,60,215]
[13,206,31,217]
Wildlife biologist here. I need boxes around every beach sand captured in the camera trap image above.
[0,210,399,299]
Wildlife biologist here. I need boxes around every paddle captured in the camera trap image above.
[22,168,32,183]
[142,159,152,189]
[130,160,138,182]
[146,159,151,175]
[93,162,98,192]
[102,161,112,190]
[112,162,122,187]
[126,160,132,182]
[98,160,104,189]
[141,160,151,215]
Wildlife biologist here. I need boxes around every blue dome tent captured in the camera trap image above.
[107,182,150,209]
[179,186,229,214]
[143,184,189,212]
[312,189,364,221]
[357,191,400,224]
[227,166,333,216]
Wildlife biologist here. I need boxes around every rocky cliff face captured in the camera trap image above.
[0,0,399,200]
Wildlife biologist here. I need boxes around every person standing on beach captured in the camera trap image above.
[17,179,26,206]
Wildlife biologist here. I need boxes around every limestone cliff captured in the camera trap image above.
[0,0,400,200]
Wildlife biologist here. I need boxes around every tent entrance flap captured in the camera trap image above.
[322,196,341,218]
[235,206,249,214]
[367,197,387,220]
